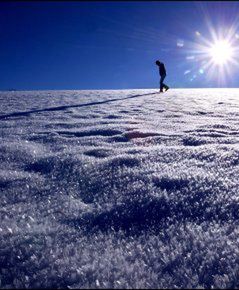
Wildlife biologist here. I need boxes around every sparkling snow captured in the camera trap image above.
[0,88,239,288]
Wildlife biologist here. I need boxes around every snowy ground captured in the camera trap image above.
[0,88,239,289]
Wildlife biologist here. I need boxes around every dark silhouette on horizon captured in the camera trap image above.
[155,60,169,93]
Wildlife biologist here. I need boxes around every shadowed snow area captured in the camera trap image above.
[0,88,239,288]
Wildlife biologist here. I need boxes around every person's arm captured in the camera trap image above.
[163,64,166,75]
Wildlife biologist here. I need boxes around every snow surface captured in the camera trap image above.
[0,88,239,288]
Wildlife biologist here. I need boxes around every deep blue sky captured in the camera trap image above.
[1,1,239,90]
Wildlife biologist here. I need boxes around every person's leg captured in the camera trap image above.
[160,75,165,92]
[162,75,169,91]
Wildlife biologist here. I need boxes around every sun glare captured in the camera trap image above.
[208,40,233,65]
[182,23,239,85]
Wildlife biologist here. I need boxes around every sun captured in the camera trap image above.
[208,39,234,66]
[182,26,239,85]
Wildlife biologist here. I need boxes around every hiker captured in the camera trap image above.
[155,60,169,92]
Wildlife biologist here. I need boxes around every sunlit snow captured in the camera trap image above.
[1,88,239,288]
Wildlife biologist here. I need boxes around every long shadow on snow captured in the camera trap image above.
[0,92,158,120]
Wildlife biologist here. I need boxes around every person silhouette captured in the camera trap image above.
[155,60,169,92]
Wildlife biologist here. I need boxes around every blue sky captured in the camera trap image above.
[1,1,239,90]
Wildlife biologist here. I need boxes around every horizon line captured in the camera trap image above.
[1,87,239,92]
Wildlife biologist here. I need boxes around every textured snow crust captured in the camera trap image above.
[0,89,239,288]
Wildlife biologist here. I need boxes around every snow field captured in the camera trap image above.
[0,89,239,288]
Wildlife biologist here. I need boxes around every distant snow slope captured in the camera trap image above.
[0,89,239,288]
